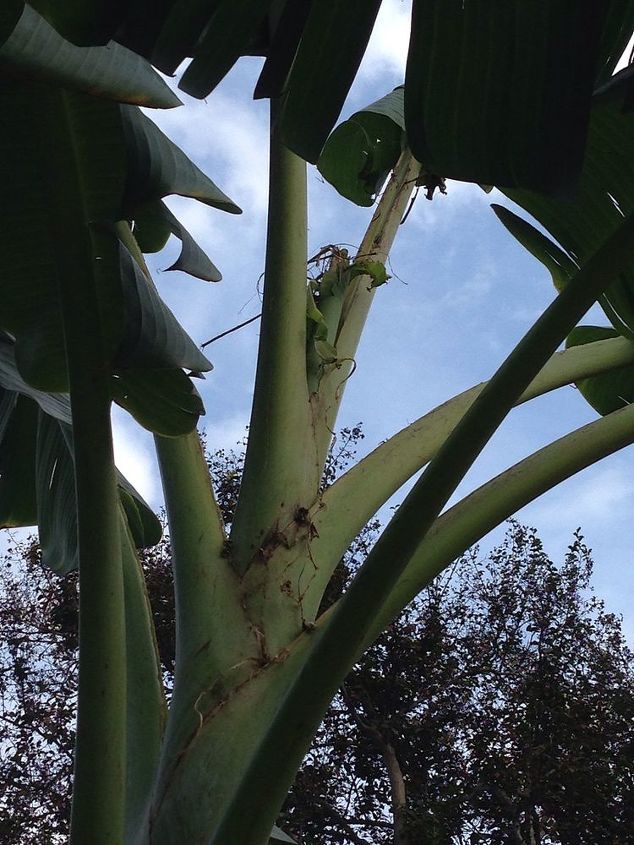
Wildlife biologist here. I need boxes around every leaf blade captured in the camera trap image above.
[0,5,181,108]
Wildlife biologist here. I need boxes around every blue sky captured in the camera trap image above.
[111,0,634,639]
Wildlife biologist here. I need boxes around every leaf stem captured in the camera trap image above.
[120,518,166,842]
[69,369,126,845]
[362,400,634,645]
[151,432,260,824]
[311,151,420,463]
[42,88,128,845]
[154,432,254,684]
[304,334,634,613]
[230,99,315,571]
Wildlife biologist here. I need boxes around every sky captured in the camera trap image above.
[108,0,634,639]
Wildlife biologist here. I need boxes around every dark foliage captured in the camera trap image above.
[282,523,634,845]
[1,430,633,844]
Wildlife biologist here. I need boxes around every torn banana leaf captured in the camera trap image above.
[133,199,222,281]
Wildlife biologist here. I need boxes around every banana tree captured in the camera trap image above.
[3,3,634,844]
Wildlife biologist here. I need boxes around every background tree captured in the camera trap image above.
[283,523,634,845]
[2,434,632,845]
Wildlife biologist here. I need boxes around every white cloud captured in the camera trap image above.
[360,0,411,83]
[150,68,270,220]
[615,32,634,72]
[525,464,634,530]
[202,414,250,451]
[406,180,494,232]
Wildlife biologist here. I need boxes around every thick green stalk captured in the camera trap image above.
[303,335,634,614]
[362,400,634,646]
[37,87,128,845]
[311,151,420,463]
[137,635,318,845]
[69,362,126,845]
[230,100,315,572]
[120,519,167,844]
[155,432,255,682]
[150,432,260,830]
[236,153,418,653]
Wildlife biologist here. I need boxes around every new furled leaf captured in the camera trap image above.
[318,89,406,206]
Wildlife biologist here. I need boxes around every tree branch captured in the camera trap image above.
[308,798,375,845]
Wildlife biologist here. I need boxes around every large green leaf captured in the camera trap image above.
[254,0,314,100]
[28,0,129,45]
[76,0,632,199]
[404,1,612,192]
[36,420,159,572]
[115,0,179,60]
[0,390,162,570]
[594,0,634,86]
[117,482,162,550]
[179,0,275,98]
[121,105,241,214]
[0,1,23,42]
[492,204,634,342]
[0,334,72,424]
[317,87,405,206]
[0,4,181,108]
[0,392,38,526]
[595,63,634,112]
[1,328,203,439]
[0,81,126,391]
[112,367,205,437]
[36,414,79,573]
[566,326,634,415]
[116,245,213,373]
[0,337,163,553]
[491,205,579,293]
[502,98,634,340]
[0,84,213,399]
[151,0,223,75]
[280,0,383,163]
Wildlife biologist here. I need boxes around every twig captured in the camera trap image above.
[201,313,262,348]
